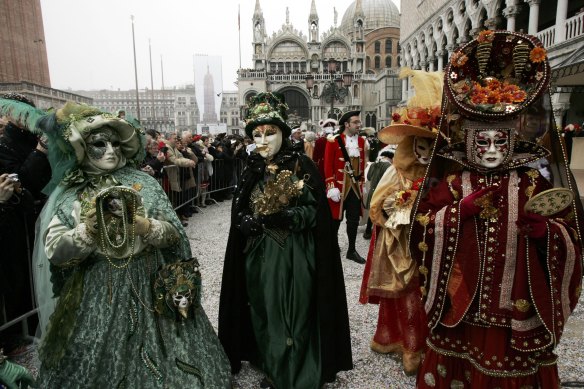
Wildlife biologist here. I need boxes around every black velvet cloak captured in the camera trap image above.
[218,143,353,383]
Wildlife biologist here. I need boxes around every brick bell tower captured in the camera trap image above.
[0,0,51,86]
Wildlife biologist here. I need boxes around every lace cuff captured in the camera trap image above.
[75,223,96,246]
[143,219,164,243]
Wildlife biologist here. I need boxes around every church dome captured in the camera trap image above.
[340,0,400,35]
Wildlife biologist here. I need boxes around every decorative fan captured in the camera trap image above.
[524,188,574,216]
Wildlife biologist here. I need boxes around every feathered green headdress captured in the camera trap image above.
[0,98,146,195]
[0,96,46,135]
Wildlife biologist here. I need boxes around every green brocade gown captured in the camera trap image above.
[35,167,231,388]
[245,180,322,389]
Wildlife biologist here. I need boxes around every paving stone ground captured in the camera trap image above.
[188,200,584,389]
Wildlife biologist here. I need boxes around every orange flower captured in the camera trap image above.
[477,30,495,43]
[530,47,547,63]
[450,51,469,67]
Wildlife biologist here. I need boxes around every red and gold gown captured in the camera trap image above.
[411,167,582,388]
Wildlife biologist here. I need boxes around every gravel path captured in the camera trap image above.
[187,200,584,389]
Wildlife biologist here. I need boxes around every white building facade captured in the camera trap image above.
[238,0,403,131]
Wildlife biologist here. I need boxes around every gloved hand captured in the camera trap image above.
[239,214,263,237]
[327,187,341,203]
[459,186,501,221]
[516,211,548,238]
[0,358,37,389]
[260,209,295,230]
[134,216,152,236]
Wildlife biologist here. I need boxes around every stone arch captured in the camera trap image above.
[477,7,488,30]
[322,39,351,61]
[274,86,311,122]
[461,18,472,43]
[268,38,308,60]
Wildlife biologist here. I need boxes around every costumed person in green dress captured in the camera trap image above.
[0,99,232,388]
[218,92,353,389]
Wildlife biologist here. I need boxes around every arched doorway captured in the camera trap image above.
[280,88,310,126]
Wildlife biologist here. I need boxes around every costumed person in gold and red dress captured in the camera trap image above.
[410,30,584,388]
[359,68,443,375]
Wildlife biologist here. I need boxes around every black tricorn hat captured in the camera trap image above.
[338,110,360,130]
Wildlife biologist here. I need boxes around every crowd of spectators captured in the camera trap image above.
[139,129,248,227]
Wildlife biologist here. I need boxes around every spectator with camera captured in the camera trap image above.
[0,93,52,354]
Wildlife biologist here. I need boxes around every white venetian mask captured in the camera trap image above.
[413,136,432,165]
[253,124,283,159]
[85,127,122,171]
[473,129,510,169]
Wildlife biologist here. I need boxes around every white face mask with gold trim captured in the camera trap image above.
[253,124,283,159]
[413,136,432,165]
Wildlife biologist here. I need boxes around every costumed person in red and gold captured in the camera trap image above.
[360,68,443,375]
[410,30,584,388]
[219,92,353,389]
[312,118,337,180]
[324,111,367,263]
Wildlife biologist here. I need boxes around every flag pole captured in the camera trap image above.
[238,4,242,70]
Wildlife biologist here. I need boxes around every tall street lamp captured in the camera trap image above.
[305,71,353,121]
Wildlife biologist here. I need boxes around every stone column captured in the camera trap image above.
[401,77,408,102]
[446,44,456,60]
[428,56,436,71]
[469,28,482,38]
[526,0,541,35]
[555,0,569,44]
[503,4,522,32]
[436,51,444,71]
[484,17,502,30]
[551,89,572,130]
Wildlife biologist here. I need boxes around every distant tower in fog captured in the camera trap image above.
[202,65,217,123]
[0,0,51,86]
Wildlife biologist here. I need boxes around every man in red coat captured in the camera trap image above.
[324,110,366,264]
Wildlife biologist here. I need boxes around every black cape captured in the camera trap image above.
[218,144,353,383]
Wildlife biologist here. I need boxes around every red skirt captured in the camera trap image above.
[417,324,560,389]
[371,282,428,354]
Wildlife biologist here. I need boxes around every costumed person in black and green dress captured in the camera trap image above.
[0,99,232,388]
[218,92,353,389]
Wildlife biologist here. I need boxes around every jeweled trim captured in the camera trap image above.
[140,345,163,382]
[500,171,519,310]
[426,338,557,378]
[552,221,576,320]
[511,315,543,332]
[175,357,203,381]
[426,207,447,314]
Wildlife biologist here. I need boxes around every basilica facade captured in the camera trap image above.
[237,0,403,131]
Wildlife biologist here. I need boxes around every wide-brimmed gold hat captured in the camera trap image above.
[378,68,443,145]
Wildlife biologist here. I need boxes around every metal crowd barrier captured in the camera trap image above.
[158,157,246,210]
[0,157,247,343]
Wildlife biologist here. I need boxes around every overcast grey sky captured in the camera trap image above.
[40,0,400,92]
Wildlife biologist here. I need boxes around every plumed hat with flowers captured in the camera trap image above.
[244,92,292,137]
[445,30,550,120]
[378,68,443,145]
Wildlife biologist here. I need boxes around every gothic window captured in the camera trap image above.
[374,41,381,54]
[374,56,381,69]
[385,39,392,53]
[385,56,392,68]
[353,84,359,99]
